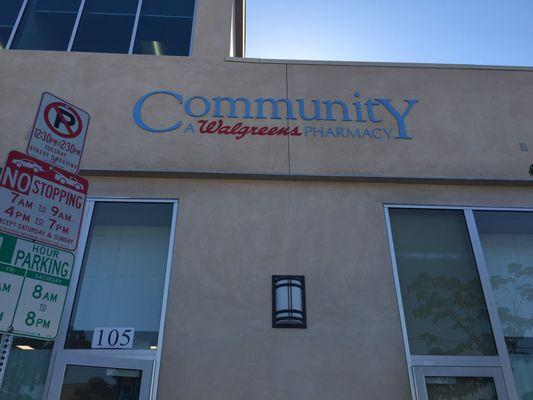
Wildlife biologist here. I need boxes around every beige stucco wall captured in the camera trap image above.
[1,0,533,398]
[0,0,532,181]
[86,176,533,400]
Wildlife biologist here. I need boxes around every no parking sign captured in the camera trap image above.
[27,92,90,173]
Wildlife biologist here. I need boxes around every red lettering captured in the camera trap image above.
[235,126,250,140]
[195,119,301,141]
[276,127,290,136]
[289,127,302,136]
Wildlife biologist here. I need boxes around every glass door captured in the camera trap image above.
[413,366,509,399]
[39,199,178,400]
[46,353,153,399]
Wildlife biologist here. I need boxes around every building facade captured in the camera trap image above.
[1,0,533,399]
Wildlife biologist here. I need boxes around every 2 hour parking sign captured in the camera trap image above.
[0,231,74,339]
[27,92,90,173]
[0,151,88,251]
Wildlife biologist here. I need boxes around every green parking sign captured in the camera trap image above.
[0,232,74,339]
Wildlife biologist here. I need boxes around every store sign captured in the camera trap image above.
[91,327,135,349]
[0,232,73,339]
[27,92,90,173]
[133,90,419,141]
[0,151,88,251]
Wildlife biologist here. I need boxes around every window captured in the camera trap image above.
[11,0,81,51]
[0,0,24,49]
[386,206,533,400]
[65,202,173,349]
[388,208,496,356]
[4,0,195,55]
[475,211,533,400]
[0,335,53,400]
[71,0,137,54]
[0,199,177,400]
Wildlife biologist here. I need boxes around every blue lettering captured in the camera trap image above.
[184,123,195,133]
[371,128,383,139]
[133,91,183,133]
[362,129,373,138]
[323,100,352,121]
[346,128,360,138]
[185,96,211,117]
[213,97,252,119]
[365,100,382,123]
[304,126,316,137]
[255,98,295,120]
[297,99,323,121]
[336,127,346,137]
[325,128,335,137]
[375,99,418,139]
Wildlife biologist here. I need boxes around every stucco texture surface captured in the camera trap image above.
[85,177,533,400]
[0,53,532,180]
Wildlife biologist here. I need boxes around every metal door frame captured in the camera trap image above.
[42,198,179,400]
[47,352,154,399]
[413,366,508,400]
[384,204,529,400]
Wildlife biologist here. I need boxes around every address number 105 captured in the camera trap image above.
[91,327,135,349]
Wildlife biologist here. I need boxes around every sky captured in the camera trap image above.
[245,0,533,66]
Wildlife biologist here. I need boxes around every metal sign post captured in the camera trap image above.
[0,92,90,396]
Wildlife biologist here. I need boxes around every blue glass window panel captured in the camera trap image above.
[72,14,134,53]
[11,0,81,50]
[0,0,24,26]
[0,27,12,49]
[133,16,192,56]
[389,208,497,356]
[83,0,137,14]
[72,0,136,54]
[140,0,194,17]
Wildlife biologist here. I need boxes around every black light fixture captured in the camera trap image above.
[272,275,306,328]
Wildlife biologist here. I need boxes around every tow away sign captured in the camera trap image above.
[0,151,88,251]
[27,92,90,173]
[0,232,73,339]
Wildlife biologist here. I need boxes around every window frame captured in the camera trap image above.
[413,366,509,400]
[384,204,528,400]
[40,197,179,400]
[4,0,197,56]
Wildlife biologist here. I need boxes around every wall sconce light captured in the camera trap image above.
[272,275,306,328]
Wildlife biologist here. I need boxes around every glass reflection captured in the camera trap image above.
[72,0,136,54]
[133,0,194,56]
[425,376,497,400]
[0,0,24,49]
[476,211,533,400]
[65,202,173,349]
[0,336,53,400]
[11,0,81,50]
[60,365,141,400]
[389,208,496,355]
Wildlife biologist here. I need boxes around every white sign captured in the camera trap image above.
[91,327,135,349]
[0,150,88,251]
[27,92,90,173]
[0,232,74,339]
